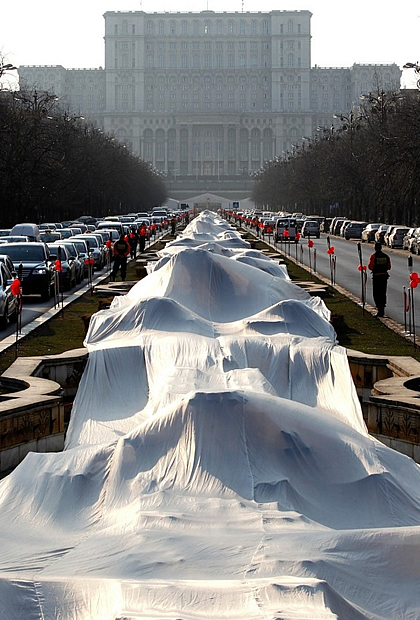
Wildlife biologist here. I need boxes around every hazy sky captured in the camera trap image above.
[1,0,419,89]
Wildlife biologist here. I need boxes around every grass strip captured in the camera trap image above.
[0,235,418,376]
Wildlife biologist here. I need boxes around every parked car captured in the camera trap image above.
[0,254,17,276]
[60,241,85,283]
[331,218,348,235]
[387,227,410,249]
[374,224,391,245]
[301,220,320,238]
[72,234,105,270]
[320,218,333,233]
[0,260,19,329]
[0,235,30,243]
[59,228,76,239]
[40,231,62,243]
[275,217,298,242]
[384,225,399,247]
[343,221,368,240]
[47,243,78,290]
[402,228,418,251]
[10,223,40,242]
[96,220,124,236]
[361,223,382,243]
[68,238,91,277]
[339,221,352,237]
[3,242,55,300]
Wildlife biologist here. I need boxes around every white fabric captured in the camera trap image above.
[0,210,419,620]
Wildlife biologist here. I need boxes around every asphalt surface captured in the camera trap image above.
[2,227,418,355]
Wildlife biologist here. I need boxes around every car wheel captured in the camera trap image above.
[0,303,9,330]
[41,281,51,302]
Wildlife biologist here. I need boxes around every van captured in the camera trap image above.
[96,220,124,235]
[301,220,320,238]
[275,217,298,242]
[10,223,40,242]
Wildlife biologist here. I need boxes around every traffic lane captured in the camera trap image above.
[0,233,163,342]
[0,264,113,340]
[295,235,418,328]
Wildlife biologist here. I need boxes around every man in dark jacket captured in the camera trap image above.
[368,242,391,317]
[111,232,130,281]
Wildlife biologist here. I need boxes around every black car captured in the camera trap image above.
[48,243,78,290]
[3,242,55,300]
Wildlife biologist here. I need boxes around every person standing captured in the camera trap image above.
[128,227,138,259]
[138,223,147,253]
[368,242,391,317]
[111,232,130,281]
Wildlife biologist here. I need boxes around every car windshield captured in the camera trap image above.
[4,245,46,262]
[63,244,77,257]
[72,240,87,253]
[76,236,98,248]
[49,245,68,258]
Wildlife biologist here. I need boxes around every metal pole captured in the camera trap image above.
[357,242,365,314]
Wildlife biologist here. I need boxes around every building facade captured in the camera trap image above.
[19,10,401,187]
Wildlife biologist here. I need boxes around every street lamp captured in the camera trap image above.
[359,91,404,124]
[14,90,59,116]
[0,62,17,76]
[403,62,420,89]
[0,62,17,90]
[333,111,365,157]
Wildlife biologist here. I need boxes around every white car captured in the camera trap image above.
[301,220,320,238]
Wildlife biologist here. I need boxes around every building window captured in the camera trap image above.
[216,19,222,34]
[262,20,269,34]
[228,20,234,34]
[158,20,165,35]
[288,19,294,33]
[146,21,154,34]
[251,20,257,35]
[239,20,246,34]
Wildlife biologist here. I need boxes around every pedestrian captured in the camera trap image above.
[111,232,130,281]
[171,216,176,236]
[138,223,147,253]
[128,228,138,259]
[368,242,391,317]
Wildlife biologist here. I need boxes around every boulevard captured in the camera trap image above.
[273,233,420,335]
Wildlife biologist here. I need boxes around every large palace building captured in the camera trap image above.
[18,10,401,197]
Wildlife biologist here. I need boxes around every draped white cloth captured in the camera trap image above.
[0,211,419,620]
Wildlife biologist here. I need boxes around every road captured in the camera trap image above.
[0,232,166,345]
[275,233,420,332]
[0,261,114,342]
